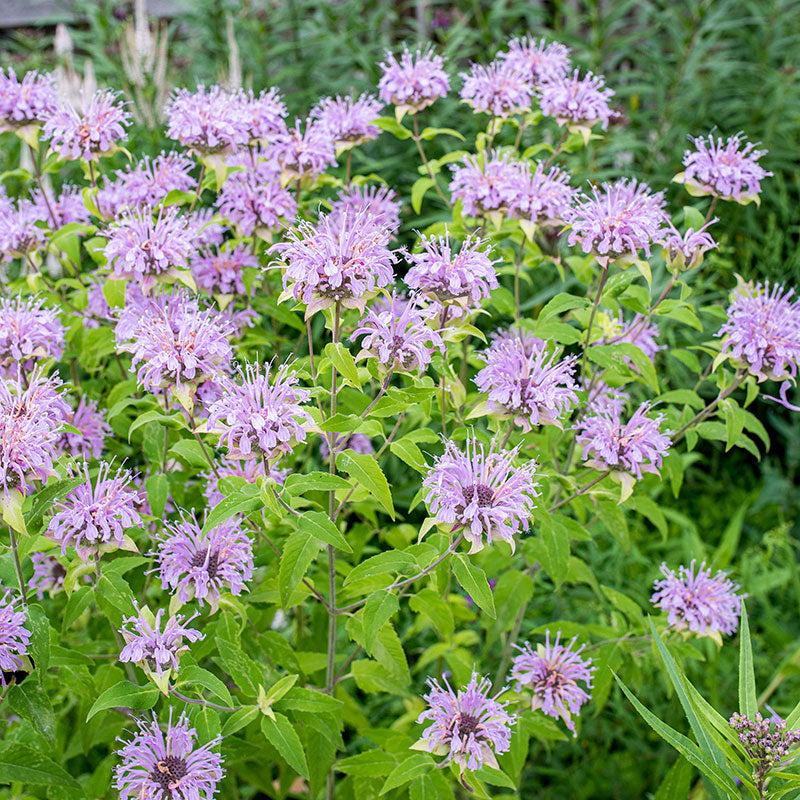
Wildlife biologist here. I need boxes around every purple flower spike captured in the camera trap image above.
[114,710,224,800]
[310,93,383,147]
[0,294,65,377]
[192,244,258,296]
[475,336,578,431]
[378,45,450,116]
[511,631,594,736]
[0,589,30,683]
[406,230,498,307]
[153,511,254,611]
[0,68,58,129]
[330,184,401,236]
[651,560,744,638]
[43,89,131,161]
[576,402,671,479]
[165,84,249,153]
[352,291,444,373]
[498,37,571,87]
[119,604,203,678]
[459,59,533,118]
[28,553,67,600]
[423,433,539,553]
[415,671,516,773]
[539,69,616,131]
[207,361,312,461]
[680,133,772,203]
[47,463,143,562]
[105,207,195,293]
[568,178,667,263]
[59,395,110,459]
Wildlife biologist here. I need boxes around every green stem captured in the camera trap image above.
[411,113,451,208]
[8,528,27,608]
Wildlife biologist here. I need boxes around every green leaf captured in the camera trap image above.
[390,438,427,473]
[145,473,169,519]
[285,472,353,495]
[374,116,412,139]
[260,712,309,777]
[178,665,234,707]
[539,517,570,588]
[203,490,263,533]
[419,126,465,141]
[654,757,692,800]
[452,555,496,619]
[7,681,56,746]
[25,476,85,534]
[337,449,395,518]
[26,603,50,676]
[363,590,400,655]
[0,742,84,793]
[379,753,434,795]
[87,681,159,720]
[539,293,587,320]
[325,342,362,388]
[336,750,398,776]
[279,529,322,606]
[738,602,757,719]
[222,706,259,735]
[169,439,211,469]
[411,177,435,213]
[721,398,746,452]
[297,511,352,552]
[409,588,454,638]
[344,550,417,588]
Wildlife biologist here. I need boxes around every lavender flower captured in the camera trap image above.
[511,631,594,736]
[30,183,90,228]
[114,711,224,800]
[422,434,539,553]
[310,93,382,147]
[58,396,110,459]
[460,60,533,117]
[188,207,226,249]
[238,86,288,141]
[730,712,800,785]
[576,402,671,478]
[207,361,312,461]
[330,184,401,236]
[539,69,616,132]
[119,604,203,678]
[46,463,143,562]
[352,291,444,373]
[202,458,288,507]
[449,150,524,219]
[583,377,629,416]
[0,589,30,683]
[28,553,67,599]
[660,219,718,272]
[271,211,397,316]
[378,45,450,116]
[651,560,744,638]
[216,157,296,237]
[105,207,195,293]
[475,336,578,430]
[43,89,131,161]
[319,433,374,462]
[414,671,516,772]
[0,294,65,376]
[271,118,336,180]
[406,230,498,307]
[717,282,800,398]
[0,199,47,261]
[568,178,667,263]
[498,37,571,86]
[165,84,248,153]
[0,68,58,129]
[512,161,576,227]
[679,133,772,203]
[153,512,254,610]
[192,244,258,296]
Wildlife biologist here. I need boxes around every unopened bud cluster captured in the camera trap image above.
[729,712,800,772]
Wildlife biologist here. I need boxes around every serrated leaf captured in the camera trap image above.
[379,753,434,795]
[279,529,322,606]
[0,743,84,792]
[297,511,351,552]
[285,472,353,495]
[363,590,400,655]
[539,517,569,588]
[336,449,395,518]
[344,550,417,588]
[337,750,398,776]
[87,681,159,720]
[325,342,362,388]
[178,665,233,707]
[452,555,496,619]
[203,490,263,533]
[390,438,427,473]
[261,712,309,777]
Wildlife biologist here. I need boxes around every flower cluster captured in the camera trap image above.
[0,68,57,129]
[378,45,450,115]
[191,244,258,296]
[449,150,524,219]
[0,294,65,376]
[730,712,800,776]
[165,84,249,153]
[459,60,533,118]
[498,37,571,86]
[58,396,110,459]
[539,69,616,131]
[330,183,401,236]
[0,589,30,683]
[310,93,382,147]
[28,553,67,599]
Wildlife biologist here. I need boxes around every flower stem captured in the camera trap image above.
[548,471,611,513]
[8,528,27,609]
[411,113,451,208]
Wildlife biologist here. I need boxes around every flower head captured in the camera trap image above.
[511,631,594,736]
[475,336,578,430]
[582,377,629,416]
[415,671,516,772]
[0,199,47,261]
[192,244,258,296]
[423,433,539,553]
[459,60,533,117]
[539,69,616,131]
[310,93,382,147]
[114,710,224,800]
[165,84,248,153]
[576,402,671,478]
[271,211,397,316]
[153,511,254,611]
[378,45,450,115]
[512,161,575,226]
[237,86,287,141]
[58,395,110,459]
[0,294,64,376]
[43,89,131,161]
[498,37,571,86]
[119,604,203,678]
[0,68,58,129]
[449,150,524,219]
[271,118,336,179]
[568,178,667,262]
[679,133,771,203]
[207,361,312,461]
[406,230,498,307]
[730,712,800,777]
[651,560,744,637]
[330,183,401,236]
[47,463,143,562]
[28,553,67,600]
[661,219,719,274]
[352,291,444,373]
[0,589,30,683]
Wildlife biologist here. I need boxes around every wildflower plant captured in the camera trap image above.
[0,26,797,800]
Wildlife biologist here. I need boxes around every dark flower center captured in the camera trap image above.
[464,483,494,507]
[51,562,67,581]
[191,548,220,579]
[150,756,188,792]
[457,712,481,736]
